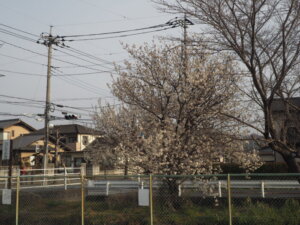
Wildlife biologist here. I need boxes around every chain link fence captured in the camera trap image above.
[1,173,300,224]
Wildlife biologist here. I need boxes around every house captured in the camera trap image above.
[254,97,300,164]
[35,124,102,167]
[0,119,36,165]
[271,97,300,148]
[12,133,72,167]
[0,118,36,140]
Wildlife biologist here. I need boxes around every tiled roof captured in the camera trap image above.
[12,133,72,151]
[0,118,36,131]
[13,134,44,149]
[36,124,102,135]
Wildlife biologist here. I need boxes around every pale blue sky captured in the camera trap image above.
[0,0,189,128]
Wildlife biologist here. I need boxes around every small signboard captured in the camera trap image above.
[138,189,149,206]
[2,140,10,161]
[2,189,12,205]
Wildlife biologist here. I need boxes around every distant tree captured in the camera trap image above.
[157,0,300,172]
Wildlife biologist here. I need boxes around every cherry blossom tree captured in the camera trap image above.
[88,42,261,176]
[156,0,300,172]
[86,41,262,208]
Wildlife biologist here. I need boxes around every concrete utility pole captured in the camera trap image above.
[181,14,193,77]
[44,26,53,172]
[38,26,61,172]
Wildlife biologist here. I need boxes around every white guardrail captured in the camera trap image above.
[87,180,300,198]
[0,167,82,190]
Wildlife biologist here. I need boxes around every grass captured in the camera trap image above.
[1,191,300,225]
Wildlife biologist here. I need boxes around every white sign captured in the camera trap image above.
[138,189,149,206]
[2,140,10,160]
[2,189,12,205]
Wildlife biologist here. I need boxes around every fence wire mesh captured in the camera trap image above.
[84,175,150,225]
[230,174,300,225]
[152,175,228,225]
[1,173,300,225]
[0,186,16,225]
[18,175,82,225]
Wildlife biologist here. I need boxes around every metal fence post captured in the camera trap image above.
[16,175,20,225]
[227,174,232,225]
[81,172,85,225]
[150,174,153,225]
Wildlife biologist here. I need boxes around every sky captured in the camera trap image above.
[0,0,193,129]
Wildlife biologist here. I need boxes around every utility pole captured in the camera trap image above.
[44,26,53,172]
[37,26,61,173]
[181,15,193,77]
[54,128,63,168]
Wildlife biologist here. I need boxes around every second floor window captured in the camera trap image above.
[82,136,88,145]
[68,136,77,143]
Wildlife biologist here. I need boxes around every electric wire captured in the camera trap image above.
[0,28,37,43]
[63,46,116,66]
[0,23,39,38]
[52,68,111,96]
[0,53,47,67]
[65,27,174,41]
[0,94,96,114]
[53,47,115,71]
[0,39,114,73]
[61,23,168,38]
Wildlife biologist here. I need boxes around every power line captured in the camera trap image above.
[61,23,168,38]
[53,47,114,71]
[53,15,172,27]
[64,27,174,42]
[0,39,112,73]
[0,53,47,67]
[0,28,37,43]
[0,39,47,57]
[63,46,115,66]
[0,94,96,114]
[0,23,39,37]
[0,69,46,77]
[0,69,118,77]
[53,71,109,96]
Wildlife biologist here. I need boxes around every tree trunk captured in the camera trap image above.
[165,179,182,210]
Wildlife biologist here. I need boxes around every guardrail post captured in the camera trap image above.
[81,172,85,225]
[178,184,182,197]
[106,182,110,196]
[218,181,222,197]
[16,175,20,225]
[141,181,144,190]
[261,181,265,198]
[227,174,232,225]
[64,167,67,190]
[150,174,153,225]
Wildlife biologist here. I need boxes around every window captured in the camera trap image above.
[74,158,83,167]
[68,136,77,143]
[287,127,299,145]
[82,136,88,145]
[65,156,72,167]
[11,130,15,137]
[60,138,66,144]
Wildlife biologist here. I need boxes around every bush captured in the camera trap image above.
[220,162,289,174]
